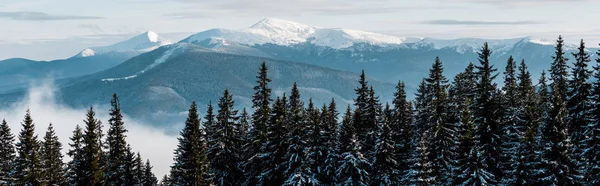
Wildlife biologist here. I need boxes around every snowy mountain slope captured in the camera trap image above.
[73,31,171,58]
[177,18,596,87]
[5,43,392,127]
[181,18,421,49]
[0,32,173,93]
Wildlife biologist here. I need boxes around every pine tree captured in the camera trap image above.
[210,89,243,185]
[551,35,570,103]
[82,107,105,186]
[371,104,399,185]
[134,152,145,185]
[169,101,210,186]
[0,119,15,183]
[106,93,129,186]
[13,110,43,186]
[453,98,480,185]
[411,80,432,185]
[447,63,477,184]
[142,159,158,186]
[424,57,455,185]
[515,60,542,185]
[245,61,273,185]
[499,56,523,185]
[567,39,592,179]
[67,125,86,186]
[473,42,503,184]
[587,45,600,185]
[312,103,333,183]
[256,96,288,185]
[392,81,414,185]
[123,145,136,186]
[323,98,339,185]
[282,83,312,185]
[540,83,580,185]
[353,70,378,165]
[41,123,66,185]
[336,104,370,186]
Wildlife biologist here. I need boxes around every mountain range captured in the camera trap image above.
[1,18,595,128]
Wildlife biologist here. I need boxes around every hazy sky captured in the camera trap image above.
[1,0,600,60]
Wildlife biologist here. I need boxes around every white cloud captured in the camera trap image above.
[0,80,178,178]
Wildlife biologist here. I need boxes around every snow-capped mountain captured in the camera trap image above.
[182,18,421,49]
[179,18,595,86]
[73,31,171,58]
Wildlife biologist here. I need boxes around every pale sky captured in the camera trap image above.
[2,0,600,60]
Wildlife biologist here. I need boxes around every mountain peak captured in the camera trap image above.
[73,31,171,58]
[183,18,418,49]
[250,18,313,30]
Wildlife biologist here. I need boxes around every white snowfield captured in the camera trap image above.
[74,31,172,58]
[101,44,185,82]
[183,18,573,52]
[184,18,421,49]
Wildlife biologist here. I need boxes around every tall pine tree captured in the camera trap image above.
[245,61,273,185]
[41,123,66,185]
[210,89,243,185]
[473,42,503,184]
[13,110,43,186]
[169,101,210,186]
[106,93,129,186]
[67,125,85,186]
[0,119,15,183]
[81,107,105,186]
[567,39,592,179]
[587,45,600,184]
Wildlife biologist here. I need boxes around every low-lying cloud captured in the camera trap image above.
[421,19,543,25]
[0,81,177,178]
[0,11,103,21]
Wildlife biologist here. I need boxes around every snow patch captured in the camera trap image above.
[79,48,96,57]
[101,44,185,82]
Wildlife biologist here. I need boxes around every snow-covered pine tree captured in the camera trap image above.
[41,123,66,185]
[540,83,581,185]
[411,80,433,185]
[353,70,377,166]
[142,159,158,186]
[0,119,15,184]
[169,101,210,186]
[567,39,592,179]
[499,56,523,185]
[473,42,503,184]
[453,98,480,185]
[244,61,273,185]
[67,125,85,186]
[587,46,600,185]
[211,89,242,185]
[256,96,289,185]
[106,93,129,186]
[282,83,312,185]
[392,81,414,185]
[336,104,370,186]
[81,107,105,185]
[322,98,339,185]
[371,104,399,185]
[312,103,334,183]
[551,35,570,103]
[123,145,136,186]
[13,110,43,186]
[515,60,542,185]
[201,102,214,185]
[424,57,455,185]
[447,63,477,184]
